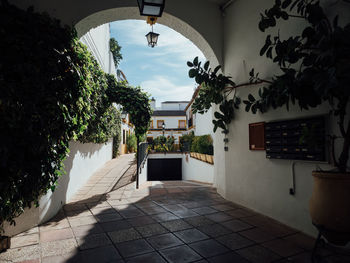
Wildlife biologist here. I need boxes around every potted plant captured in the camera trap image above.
[198,135,214,163]
[242,0,350,245]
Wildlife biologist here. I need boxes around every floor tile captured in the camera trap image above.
[108,227,141,243]
[152,212,180,222]
[205,212,232,223]
[236,245,281,263]
[221,219,253,232]
[68,216,97,227]
[174,228,209,244]
[147,233,184,250]
[76,233,111,250]
[240,227,278,243]
[72,224,104,237]
[40,228,74,243]
[198,223,232,238]
[262,238,304,257]
[0,244,41,263]
[127,215,156,227]
[225,209,255,218]
[126,251,166,263]
[189,239,228,258]
[79,245,122,263]
[136,223,169,237]
[39,218,70,232]
[184,216,215,227]
[100,219,132,232]
[95,212,122,223]
[11,233,39,248]
[159,245,202,263]
[216,233,254,250]
[119,208,145,219]
[210,204,237,212]
[41,239,78,257]
[140,205,168,215]
[191,207,218,215]
[207,251,249,263]
[172,209,199,218]
[160,219,193,232]
[283,233,316,250]
[116,239,154,258]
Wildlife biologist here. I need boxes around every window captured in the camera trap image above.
[179,120,186,128]
[157,120,164,128]
[150,120,153,129]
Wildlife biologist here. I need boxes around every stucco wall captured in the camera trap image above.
[151,116,186,130]
[4,140,113,236]
[219,0,350,237]
[182,153,214,184]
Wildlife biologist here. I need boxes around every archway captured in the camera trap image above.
[9,0,223,67]
[75,7,220,67]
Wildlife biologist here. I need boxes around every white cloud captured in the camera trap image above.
[140,75,197,106]
[110,20,205,63]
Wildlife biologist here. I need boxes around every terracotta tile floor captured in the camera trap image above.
[1,156,350,262]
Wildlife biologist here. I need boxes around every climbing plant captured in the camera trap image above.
[188,0,350,172]
[0,1,140,232]
[187,57,241,134]
[106,74,152,139]
[243,0,350,172]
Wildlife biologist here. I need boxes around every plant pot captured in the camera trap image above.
[0,236,11,252]
[309,171,350,246]
[205,154,214,164]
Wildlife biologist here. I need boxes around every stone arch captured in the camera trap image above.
[75,7,220,66]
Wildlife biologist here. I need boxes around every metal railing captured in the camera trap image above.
[136,142,148,189]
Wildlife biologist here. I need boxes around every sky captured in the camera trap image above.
[110,20,205,107]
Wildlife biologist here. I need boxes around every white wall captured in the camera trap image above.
[218,0,350,237]
[4,140,113,236]
[152,116,186,130]
[194,109,213,136]
[182,153,214,184]
[140,153,213,185]
[80,24,116,75]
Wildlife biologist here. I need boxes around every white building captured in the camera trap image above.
[148,99,188,144]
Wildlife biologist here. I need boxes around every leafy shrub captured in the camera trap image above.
[190,135,213,155]
[153,136,175,152]
[180,131,195,152]
[126,134,137,153]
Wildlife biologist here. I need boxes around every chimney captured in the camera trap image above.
[150,97,156,110]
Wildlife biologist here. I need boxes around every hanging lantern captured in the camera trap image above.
[145,30,159,48]
[137,0,165,17]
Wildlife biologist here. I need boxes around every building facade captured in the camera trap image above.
[147,100,188,144]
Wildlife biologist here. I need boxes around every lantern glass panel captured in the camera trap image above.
[143,6,161,16]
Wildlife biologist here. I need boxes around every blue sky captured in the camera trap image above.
[110,20,205,107]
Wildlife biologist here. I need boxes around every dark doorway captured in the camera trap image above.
[148,158,182,181]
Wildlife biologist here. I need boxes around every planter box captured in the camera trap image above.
[199,153,206,162]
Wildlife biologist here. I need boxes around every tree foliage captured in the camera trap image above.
[110,37,123,67]
[0,1,149,232]
[106,75,152,139]
[187,58,240,134]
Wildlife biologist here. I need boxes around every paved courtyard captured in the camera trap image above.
[1,157,349,263]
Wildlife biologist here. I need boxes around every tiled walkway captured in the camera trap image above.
[1,160,349,262]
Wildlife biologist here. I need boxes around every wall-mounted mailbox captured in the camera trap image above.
[265,116,326,161]
[249,122,265,150]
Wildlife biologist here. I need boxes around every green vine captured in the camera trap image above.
[0,1,150,232]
